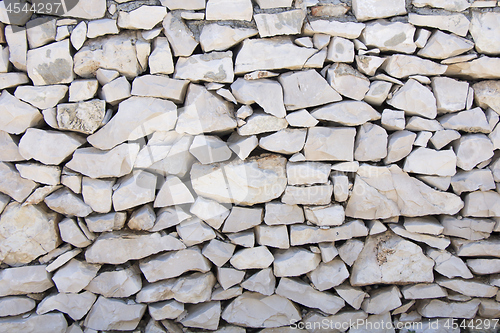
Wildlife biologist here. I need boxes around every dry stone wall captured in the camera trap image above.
[0,0,500,332]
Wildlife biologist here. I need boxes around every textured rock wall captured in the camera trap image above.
[0,0,500,332]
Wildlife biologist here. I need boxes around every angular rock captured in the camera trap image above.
[149,300,184,320]
[69,79,98,102]
[360,20,416,54]
[408,13,470,37]
[74,32,147,78]
[277,278,344,315]
[0,162,36,202]
[206,0,253,21]
[0,91,42,135]
[273,247,321,277]
[304,127,355,161]
[27,39,74,85]
[404,217,443,235]
[382,54,447,78]
[235,37,318,74]
[362,286,402,314]
[389,224,450,250]
[59,218,91,248]
[149,37,174,75]
[52,258,100,293]
[66,143,139,179]
[346,164,463,219]
[350,231,435,286]
[381,109,405,131]
[279,69,341,111]
[86,266,142,298]
[37,291,97,320]
[427,248,473,279]
[413,0,470,11]
[203,239,236,266]
[304,19,365,39]
[311,101,380,126]
[467,259,500,275]
[44,188,92,217]
[254,10,305,38]
[354,123,388,162]
[191,154,287,205]
[85,231,185,264]
[255,225,289,249]
[264,202,304,225]
[470,11,500,55]
[84,296,146,331]
[136,271,216,304]
[56,100,106,134]
[439,107,490,133]
[222,292,301,328]
[231,78,286,118]
[200,23,258,52]
[451,169,495,194]
[473,80,500,114]
[14,85,68,110]
[223,206,263,233]
[352,0,406,21]
[327,37,355,63]
[308,259,350,291]
[462,191,500,217]
[403,147,456,177]
[154,175,194,208]
[387,79,437,119]
[452,238,500,258]
[189,135,232,165]
[281,184,333,206]
[180,301,221,330]
[437,278,498,298]
[418,30,474,60]
[431,77,469,113]
[0,296,35,317]
[87,19,119,39]
[117,6,166,30]
[327,63,370,101]
[140,247,211,282]
[0,202,59,265]
[81,178,114,214]
[162,12,198,57]
[176,84,236,135]
[454,134,494,171]
[0,313,67,333]
[175,51,234,84]
[289,220,368,245]
[230,246,274,270]
[0,265,53,296]
[446,56,500,80]
[259,129,307,155]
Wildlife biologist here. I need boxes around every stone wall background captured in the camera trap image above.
[0,0,500,332]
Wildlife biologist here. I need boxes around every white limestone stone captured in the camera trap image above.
[439,107,490,133]
[452,238,500,258]
[240,268,275,296]
[338,239,364,266]
[85,231,185,264]
[351,231,434,286]
[281,184,333,205]
[264,202,304,225]
[175,51,234,84]
[85,266,142,298]
[354,123,388,162]
[206,0,253,21]
[66,143,139,179]
[118,6,166,30]
[360,20,416,54]
[154,175,194,208]
[59,218,91,248]
[362,286,402,315]
[427,248,473,279]
[432,77,469,113]
[149,300,184,320]
[231,78,286,118]
[176,217,216,246]
[304,204,344,226]
[139,247,211,282]
[161,0,206,10]
[223,206,263,233]
[470,11,500,55]
[273,247,321,277]
[403,147,456,177]
[4,26,27,71]
[254,10,305,38]
[27,39,74,85]
[382,54,447,78]
[404,217,444,235]
[446,56,500,80]
[176,84,237,135]
[190,196,230,229]
[408,13,470,37]
[218,267,245,290]
[14,85,68,110]
[44,188,92,217]
[180,301,221,330]
[364,80,392,106]
[84,296,146,331]
[335,284,368,310]
[327,63,370,101]
[222,292,301,328]
[259,129,307,155]
[200,23,258,53]
[56,99,105,134]
[52,259,100,293]
[276,278,344,315]
[308,259,350,291]
[87,19,119,39]
[418,30,474,60]
[352,0,406,21]
[230,246,274,270]
[235,37,318,74]
[191,154,287,205]
[0,313,67,333]
[0,91,42,135]
[389,224,450,250]
[473,80,500,115]
[290,221,368,245]
[304,127,356,161]
[454,134,494,171]
[462,191,500,217]
[0,296,35,317]
[311,100,381,126]
[381,109,405,131]
[69,79,98,102]
[387,79,437,119]
[327,37,355,62]
[37,291,97,320]
[203,239,236,266]
[437,278,498,298]
[237,112,288,136]
[451,169,496,194]
[255,225,289,249]
[467,259,500,275]
[279,69,341,111]
[430,130,461,150]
